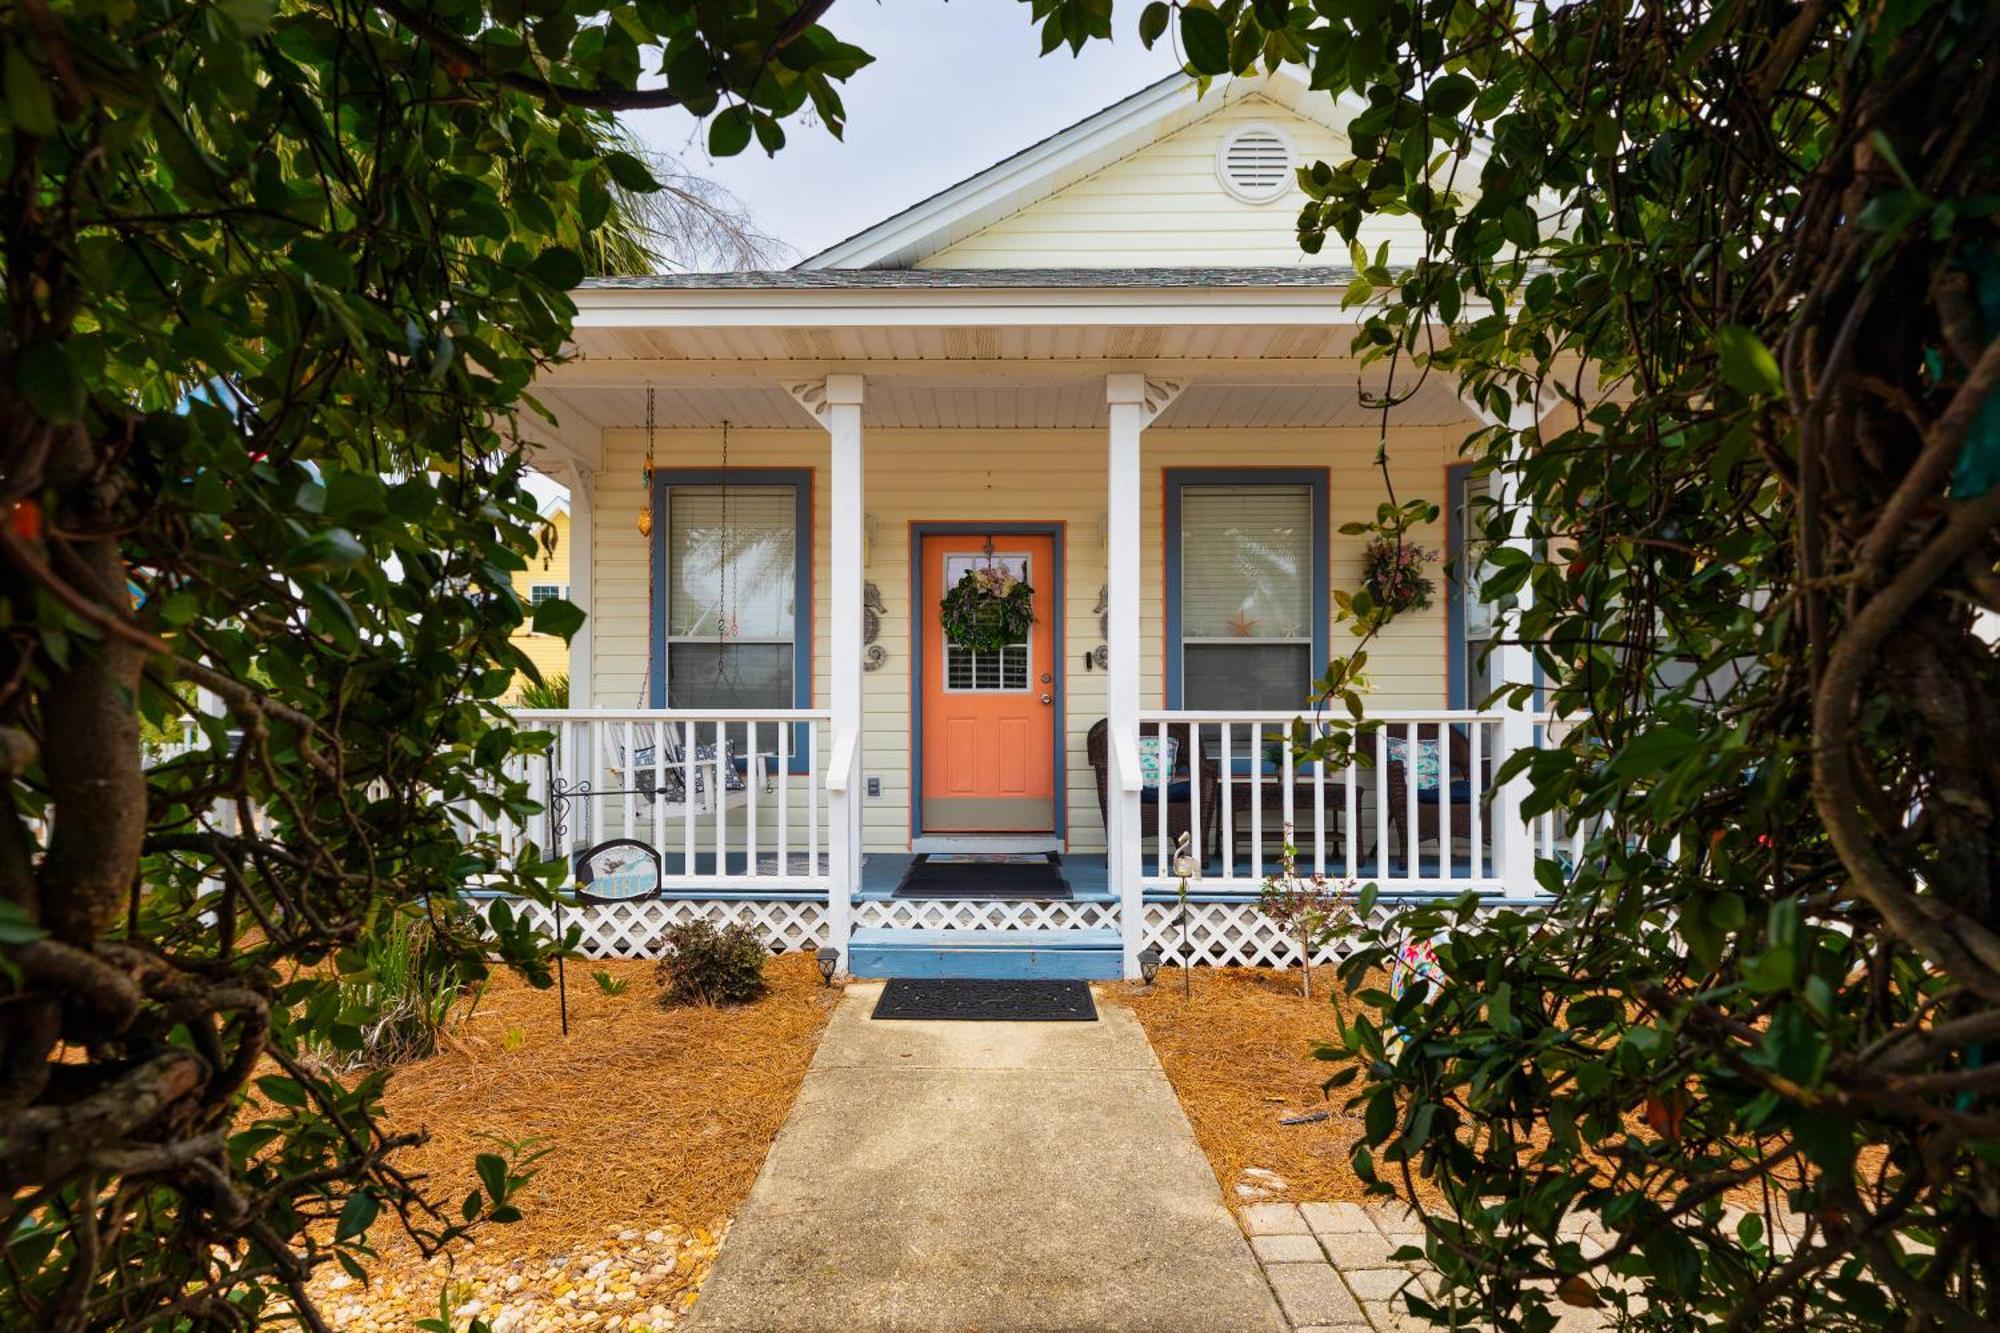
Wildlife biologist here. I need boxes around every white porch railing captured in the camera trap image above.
[481,708,837,891]
[1133,709,1528,895]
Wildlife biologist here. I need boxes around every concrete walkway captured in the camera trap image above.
[689,982,1287,1333]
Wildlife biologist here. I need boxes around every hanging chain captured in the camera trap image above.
[718,419,735,659]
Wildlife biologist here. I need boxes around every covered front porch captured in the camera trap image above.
[476,271,1554,978]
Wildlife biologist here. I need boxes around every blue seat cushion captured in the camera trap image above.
[1417,780,1473,805]
[1140,779,1193,802]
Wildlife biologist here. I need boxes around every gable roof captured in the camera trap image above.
[799,69,1360,272]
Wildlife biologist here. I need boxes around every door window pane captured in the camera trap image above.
[940,552,1033,692]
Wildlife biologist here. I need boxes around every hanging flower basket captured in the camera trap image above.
[1360,536,1438,615]
[940,564,1035,652]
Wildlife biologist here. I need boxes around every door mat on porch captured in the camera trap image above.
[891,855,1071,901]
[871,978,1097,1022]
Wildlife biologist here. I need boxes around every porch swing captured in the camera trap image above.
[577,404,766,892]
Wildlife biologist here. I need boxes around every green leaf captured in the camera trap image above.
[1179,6,1231,75]
[528,246,585,291]
[708,106,753,158]
[15,341,86,422]
[1424,73,1476,117]
[531,596,586,641]
[1138,1,1171,47]
[602,151,660,193]
[5,48,56,135]
[294,528,366,571]
[255,1075,308,1107]
[475,1152,509,1203]
[336,1189,379,1241]
[1717,324,1783,396]
[1364,1088,1397,1146]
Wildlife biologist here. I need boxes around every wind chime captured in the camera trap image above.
[636,387,656,537]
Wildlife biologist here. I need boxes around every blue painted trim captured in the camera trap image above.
[907,522,1068,840]
[1444,461,1544,711]
[849,927,1123,980]
[1445,462,1472,710]
[1162,468,1330,708]
[649,468,813,770]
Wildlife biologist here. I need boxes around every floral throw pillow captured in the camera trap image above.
[631,738,744,805]
[1136,736,1180,789]
[1384,737,1442,791]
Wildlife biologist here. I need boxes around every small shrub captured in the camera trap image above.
[652,920,768,1007]
[515,672,569,710]
[591,968,628,996]
[319,909,472,1071]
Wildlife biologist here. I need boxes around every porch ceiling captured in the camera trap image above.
[531,373,1471,432]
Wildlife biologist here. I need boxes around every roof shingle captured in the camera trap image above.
[577,267,1353,291]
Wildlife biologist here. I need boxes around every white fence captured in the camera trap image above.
[1132,709,1533,895]
[467,709,837,892]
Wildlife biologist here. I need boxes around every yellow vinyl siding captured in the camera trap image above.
[920,95,1426,269]
[586,426,1461,854]
[506,509,571,701]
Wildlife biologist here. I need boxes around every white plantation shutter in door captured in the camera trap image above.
[1180,484,1315,711]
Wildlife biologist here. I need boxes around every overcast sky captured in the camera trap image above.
[619,0,1183,265]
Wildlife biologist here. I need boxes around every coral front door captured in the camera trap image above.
[920,532,1058,833]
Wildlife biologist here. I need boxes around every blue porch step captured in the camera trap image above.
[847,927,1124,981]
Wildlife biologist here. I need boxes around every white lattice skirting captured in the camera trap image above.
[490,898,829,959]
[852,899,1119,932]
[485,896,1524,966]
[1141,900,1512,969]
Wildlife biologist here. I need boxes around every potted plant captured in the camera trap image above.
[1359,535,1439,616]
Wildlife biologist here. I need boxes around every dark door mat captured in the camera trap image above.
[891,856,1071,901]
[872,978,1098,1022]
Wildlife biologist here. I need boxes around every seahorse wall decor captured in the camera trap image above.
[1091,584,1109,667]
[863,582,887,671]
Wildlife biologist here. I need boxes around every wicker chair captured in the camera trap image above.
[1383,723,1478,873]
[1086,718,1220,862]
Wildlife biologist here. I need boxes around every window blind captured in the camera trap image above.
[1180,484,1313,640]
[666,485,796,640]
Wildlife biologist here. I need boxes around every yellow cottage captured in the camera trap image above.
[483,71,1557,978]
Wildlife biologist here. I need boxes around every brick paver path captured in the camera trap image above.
[1240,1202,1612,1332]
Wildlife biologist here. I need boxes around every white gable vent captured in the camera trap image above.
[1216,124,1294,203]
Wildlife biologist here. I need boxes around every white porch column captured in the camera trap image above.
[792,376,865,971]
[1106,374,1183,978]
[565,461,596,709]
[1464,395,1553,897]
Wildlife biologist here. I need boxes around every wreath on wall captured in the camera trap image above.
[940,564,1036,652]
[1360,535,1439,615]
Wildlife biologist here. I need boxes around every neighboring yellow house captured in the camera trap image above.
[505,491,571,702]
[490,69,1550,978]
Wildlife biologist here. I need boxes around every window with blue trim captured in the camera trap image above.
[653,473,811,716]
[1446,465,1499,709]
[1166,470,1328,711]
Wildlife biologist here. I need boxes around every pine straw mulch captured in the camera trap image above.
[365,950,840,1264]
[1106,963,1447,1211]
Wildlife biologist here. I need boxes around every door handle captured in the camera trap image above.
[1040,693,1053,705]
